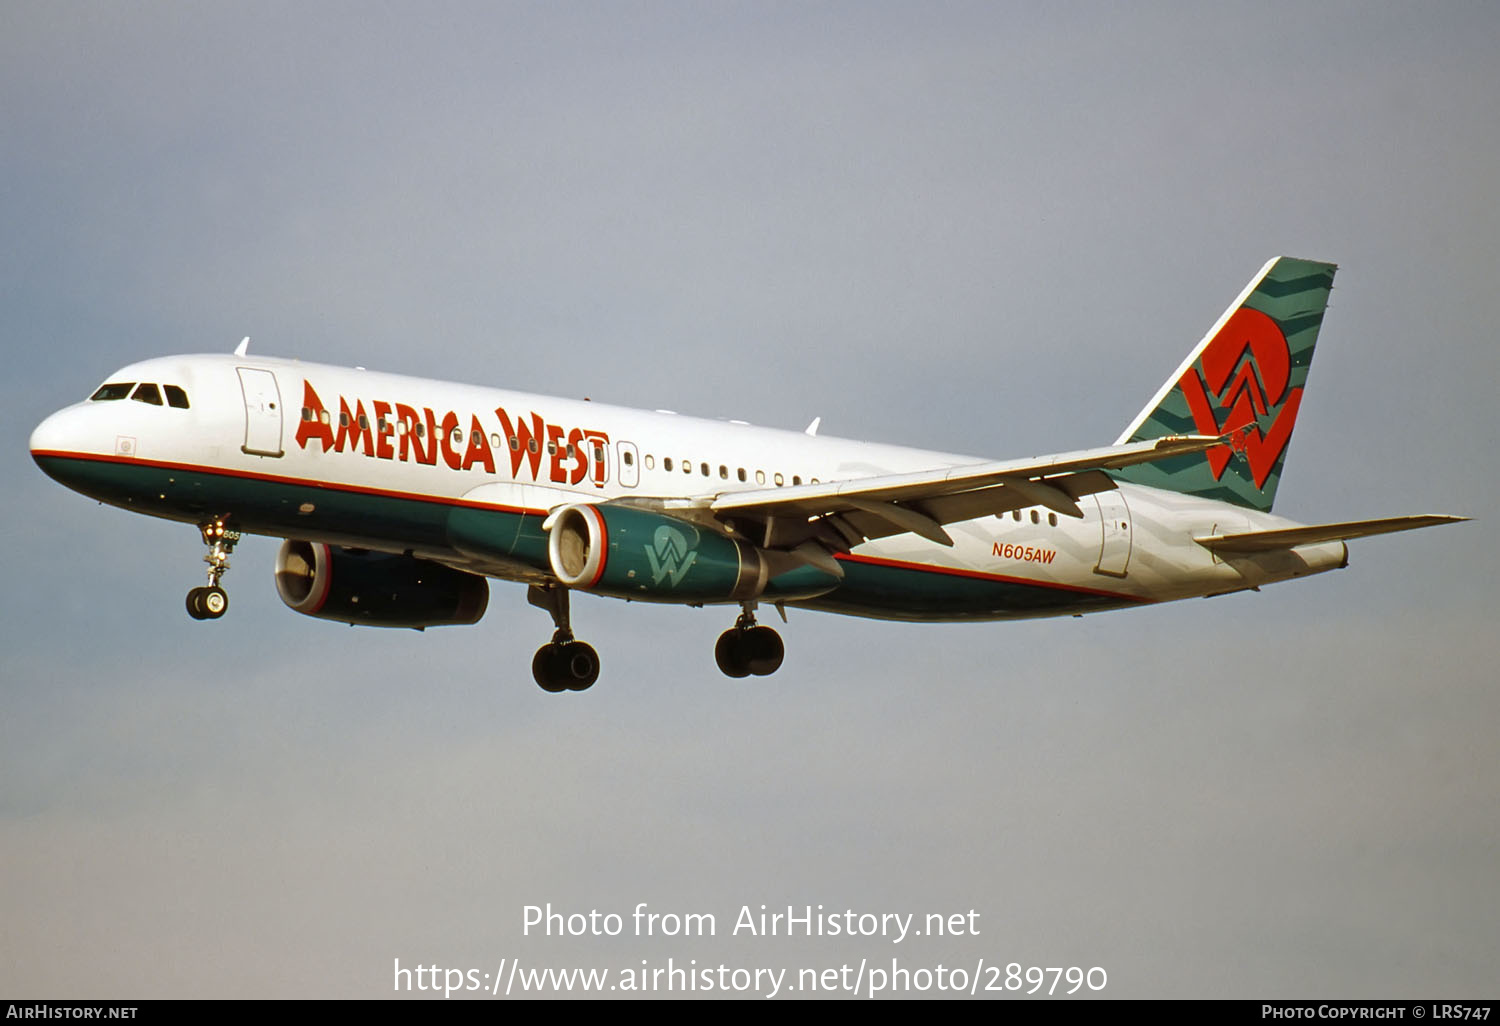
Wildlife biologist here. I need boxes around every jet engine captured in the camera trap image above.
[274,540,489,628]
[545,503,840,603]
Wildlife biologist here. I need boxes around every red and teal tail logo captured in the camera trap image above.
[1111,257,1337,513]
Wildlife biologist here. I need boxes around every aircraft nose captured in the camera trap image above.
[30,405,98,489]
[30,406,78,458]
[31,401,117,504]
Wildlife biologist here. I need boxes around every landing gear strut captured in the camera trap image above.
[186,517,238,621]
[715,604,784,678]
[527,584,600,693]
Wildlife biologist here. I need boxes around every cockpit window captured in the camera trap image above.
[90,382,135,401]
[131,383,163,406]
[164,385,190,409]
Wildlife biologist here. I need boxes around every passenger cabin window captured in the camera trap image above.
[131,383,163,406]
[163,385,190,409]
[90,382,135,401]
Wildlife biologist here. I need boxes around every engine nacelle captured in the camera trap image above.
[546,504,840,603]
[275,540,489,628]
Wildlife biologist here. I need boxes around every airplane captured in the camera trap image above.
[30,257,1464,692]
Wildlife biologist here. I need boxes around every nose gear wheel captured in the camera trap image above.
[186,585,229,620]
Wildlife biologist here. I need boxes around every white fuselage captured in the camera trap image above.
[30,353,1348,622]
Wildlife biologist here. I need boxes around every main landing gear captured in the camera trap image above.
[528,584,601,693]
[526,591,786,692]
[715,604,785,678]
[186,517,239,621]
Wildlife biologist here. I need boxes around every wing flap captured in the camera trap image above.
[1195,515,1467,554]
[842,498,955,546]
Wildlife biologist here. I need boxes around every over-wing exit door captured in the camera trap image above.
[617,441,640,487]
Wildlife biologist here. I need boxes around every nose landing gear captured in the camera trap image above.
[186,518,238,621]
[715,604,784,678]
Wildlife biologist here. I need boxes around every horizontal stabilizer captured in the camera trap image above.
[1194,515,1467,554]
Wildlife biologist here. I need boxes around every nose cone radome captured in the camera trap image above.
[31,407,76,457]
[30,408,66,456]
[30,405,93,485]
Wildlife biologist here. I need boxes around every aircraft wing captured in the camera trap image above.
[1193,515,1468,554]
[651,434,1223,551]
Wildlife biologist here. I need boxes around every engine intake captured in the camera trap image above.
[275,540,489,628]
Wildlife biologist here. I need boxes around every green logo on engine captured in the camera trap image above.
[646,525,698,587]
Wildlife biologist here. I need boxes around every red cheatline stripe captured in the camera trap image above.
[30,449,548,516]
[835,552,1152,603]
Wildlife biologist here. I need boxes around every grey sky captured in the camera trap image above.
[3,1,1496,998]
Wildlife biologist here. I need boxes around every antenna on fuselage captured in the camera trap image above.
[804,417,821,437]
[234,337,250,356]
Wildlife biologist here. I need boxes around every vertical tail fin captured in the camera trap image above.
[1111,256,1337,513]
